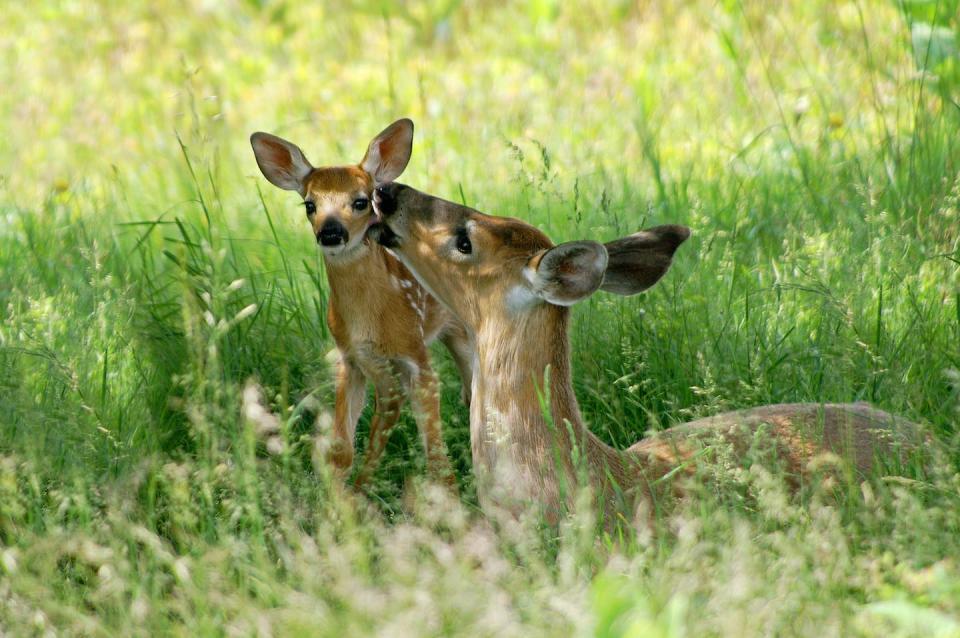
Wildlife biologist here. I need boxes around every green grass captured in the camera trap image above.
[1,0,960,634]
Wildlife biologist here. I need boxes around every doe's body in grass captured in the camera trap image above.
[250,120,473,487]
[371,182,922,525]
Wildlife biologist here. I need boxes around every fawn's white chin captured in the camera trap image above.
[320,239,368,262]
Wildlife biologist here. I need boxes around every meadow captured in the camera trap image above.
[1,0,960,635]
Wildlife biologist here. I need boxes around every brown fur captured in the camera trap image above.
[373,183,923,524]
[251,123,473,487]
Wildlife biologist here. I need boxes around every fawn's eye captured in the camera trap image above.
[352,198,369,211]
[455,229,472,255]
[304,201,316,216]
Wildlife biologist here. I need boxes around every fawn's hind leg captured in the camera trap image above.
[409,358,456,487]
[353,366,405,488]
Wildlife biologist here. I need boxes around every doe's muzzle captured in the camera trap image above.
[372,183,403,217]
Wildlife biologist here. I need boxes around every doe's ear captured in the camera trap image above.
[527,240,608,306]
[600,224,690,295]
[250,132,313,195]
[361,118,414,184]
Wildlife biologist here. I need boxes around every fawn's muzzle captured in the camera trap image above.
[318,219,349,246]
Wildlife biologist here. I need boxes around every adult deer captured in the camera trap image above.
[250,120,472,487]
[370,182,920,523]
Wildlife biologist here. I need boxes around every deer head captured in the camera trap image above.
[250,119,414,261]
[371,182,689,328]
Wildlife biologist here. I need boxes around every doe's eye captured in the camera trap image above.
[455,230,472,255]
[352,198,369,211]
[304,201,316,216]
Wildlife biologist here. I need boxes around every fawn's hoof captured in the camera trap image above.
[327,441,354,474]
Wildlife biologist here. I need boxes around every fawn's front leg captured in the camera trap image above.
[330,356,366,478]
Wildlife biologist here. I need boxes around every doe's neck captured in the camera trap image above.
[472,303,588,449]
[469,302,636,519]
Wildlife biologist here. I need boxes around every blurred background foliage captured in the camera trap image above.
[0,0,955,203]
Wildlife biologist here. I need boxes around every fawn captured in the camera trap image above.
[250,120,472,487]
[370,182,921,523]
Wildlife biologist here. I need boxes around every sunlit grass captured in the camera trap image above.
[1,0,959,635]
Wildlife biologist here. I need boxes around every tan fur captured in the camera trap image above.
[251,123,472,487]
[373,184,923,523]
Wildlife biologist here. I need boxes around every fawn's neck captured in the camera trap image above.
[322,242,406,342]
[323,241,377,291]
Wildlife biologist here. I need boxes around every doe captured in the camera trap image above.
[371,182,921,523]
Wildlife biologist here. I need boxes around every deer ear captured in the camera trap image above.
[250,132,313,195]
[361,118,414,184]
[527,241,608,306]
[599,225,690,295]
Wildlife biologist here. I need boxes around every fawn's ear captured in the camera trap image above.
[600,225,690,295]
[250,132,313,195]
[361,118,414,184]
[527,240,609,306]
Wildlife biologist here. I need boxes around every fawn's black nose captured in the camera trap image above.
[317,219,348,246]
